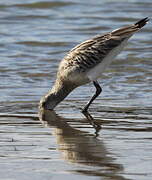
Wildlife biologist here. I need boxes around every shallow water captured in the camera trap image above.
[0,0,152,179]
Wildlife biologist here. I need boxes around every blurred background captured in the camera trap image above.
[0,0,152,180]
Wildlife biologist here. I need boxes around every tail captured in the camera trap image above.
[112,17,150,37]
[134,17,149,28]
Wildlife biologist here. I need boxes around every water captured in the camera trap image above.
[0,0,152,179]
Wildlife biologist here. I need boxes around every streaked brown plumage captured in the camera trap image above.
[40,17,149,112]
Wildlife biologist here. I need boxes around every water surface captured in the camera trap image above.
[0,0,152,179]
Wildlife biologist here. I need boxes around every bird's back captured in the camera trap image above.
[58,17,149,82]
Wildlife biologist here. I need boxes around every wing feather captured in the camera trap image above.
[63,17,149,72]
[64,34,124,72]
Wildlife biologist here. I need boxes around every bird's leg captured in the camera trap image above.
[82,80,102,113]
[82,111,102,136]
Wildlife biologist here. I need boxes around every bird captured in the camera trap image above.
[40,17,149,112]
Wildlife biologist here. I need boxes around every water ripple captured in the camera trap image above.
[0,0,152,179]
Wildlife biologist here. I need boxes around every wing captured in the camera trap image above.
[63,17,149,72]
[64,34,124,72]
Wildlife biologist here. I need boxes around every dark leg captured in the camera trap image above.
[82,80,102,113]
[82,111,102,137]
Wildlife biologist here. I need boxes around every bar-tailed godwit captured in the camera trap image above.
[40,17,149,112]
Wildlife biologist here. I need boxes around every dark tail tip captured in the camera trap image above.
[135,17,150,28]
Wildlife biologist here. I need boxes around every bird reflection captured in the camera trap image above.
[39,108,128,179]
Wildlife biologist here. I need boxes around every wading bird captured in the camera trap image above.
[40,17,149,112]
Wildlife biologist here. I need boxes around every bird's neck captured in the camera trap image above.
[40,80,76,110]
